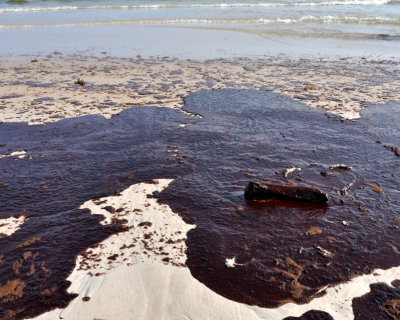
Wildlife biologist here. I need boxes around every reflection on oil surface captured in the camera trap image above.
[0,89,399,319]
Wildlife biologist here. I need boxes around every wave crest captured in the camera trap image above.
[1,15,399,28]
[0,0,393,13]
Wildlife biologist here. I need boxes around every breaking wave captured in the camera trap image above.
[0,0,394,13]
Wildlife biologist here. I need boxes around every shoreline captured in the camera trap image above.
[1,24,400,60]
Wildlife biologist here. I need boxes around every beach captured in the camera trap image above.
[1,0,400,319]
[1,54,399,126]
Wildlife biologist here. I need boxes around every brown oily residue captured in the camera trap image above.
[353,283,400,319]
[305,227,323,236]
[0,279,26,301]
[0,89,400,318]
[15,236,41,249]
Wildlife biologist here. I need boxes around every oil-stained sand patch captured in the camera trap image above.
[0,89,399,319]
[29,180,198,320]
[0,216,27,237]
[0,279,25,300]
[1,58,400,125]
[0,105,192,319]
[77,179,195,271]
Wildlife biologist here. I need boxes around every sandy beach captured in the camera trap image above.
[1,55,399,127]
[1,7,400,319]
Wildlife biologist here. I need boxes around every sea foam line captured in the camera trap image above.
[0,0,393,13]
[1,15,399,29]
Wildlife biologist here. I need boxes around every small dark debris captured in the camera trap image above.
[384,145,400,157]
[103,206,116,214]
[138,221,153,228]
[107,254,119,261]
[75,79,85,86]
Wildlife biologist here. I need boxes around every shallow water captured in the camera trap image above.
[0,89,399,319]
[1,0,400,44]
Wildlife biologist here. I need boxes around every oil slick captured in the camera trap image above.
[1,89,400,319]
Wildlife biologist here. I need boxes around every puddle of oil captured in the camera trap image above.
[283,310,334,320]
[0,89,399,319]
[353,282,400,320]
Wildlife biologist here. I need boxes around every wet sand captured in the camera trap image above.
[2,25,400,61]
[0,53,400,320]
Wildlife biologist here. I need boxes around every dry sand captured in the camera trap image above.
[0,216,27,237]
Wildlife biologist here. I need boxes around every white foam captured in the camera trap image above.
[1,15,399,30]
[0,0,392,13]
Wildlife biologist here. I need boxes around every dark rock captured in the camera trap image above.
[244,181,329,203]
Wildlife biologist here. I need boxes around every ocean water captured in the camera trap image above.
[1,0,400,43]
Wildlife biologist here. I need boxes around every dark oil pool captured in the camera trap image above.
[0,89,399,319]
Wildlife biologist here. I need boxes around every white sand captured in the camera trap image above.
[78,179,195,269]
[0,215,27,237]
[0,150,26,159]
[29,179,400,320]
